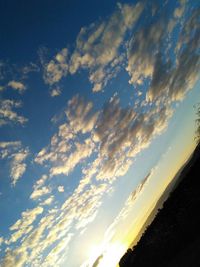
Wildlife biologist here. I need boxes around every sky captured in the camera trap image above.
[0,0,199,266]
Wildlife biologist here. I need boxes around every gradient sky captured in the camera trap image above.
[0,0,199,266]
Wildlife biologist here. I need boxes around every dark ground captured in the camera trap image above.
[119,143,200,267]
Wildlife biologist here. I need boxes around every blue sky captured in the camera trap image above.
[0,0,199,266]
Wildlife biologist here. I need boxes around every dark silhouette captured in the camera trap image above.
[119,143,200,267]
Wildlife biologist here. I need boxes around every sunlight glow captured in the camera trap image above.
[87,242,127,267]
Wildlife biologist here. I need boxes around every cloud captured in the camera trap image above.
[7,206,44,244]
[0,91,174,266]
[0,237,4,246]
[41,196,54,206]
[69,2,143,92]
[1,179,108,266]
[90,95,173,182]
[35,123,73,165]
[126,5,200,105]
[104,171,152,239]
[21,62,40,75]
[50,87,61,97]
[0,141,21,159]
[35,95,97,177]
[2,3,198,266]
[0,99,28,127]
[10,148,29,186]
[34,174,48,188]
[7,81,26,92]
[0,141,28,186]
[49,138,94,177]
[174,0,186,18]
[58,186,64,193]
[36,91,173,184]
[126,20,165,86]
[42,3,143,93]
[43,48,68,86]
[66,94,99,134]
[29,174,52,201]
[42,233,73,267]
[30,186,51,200]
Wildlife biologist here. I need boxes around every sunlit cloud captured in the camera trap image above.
[0,100,28,127]
[0,141,28,186]
[43,48,68,86]
[50,87,61,97]
[7,206,43,245]
[41,196,54,206]
[41,2,144,92]
[58,186,64,193]
[7,81,26,92]
[30,186,51,200]
[10,148,29,186]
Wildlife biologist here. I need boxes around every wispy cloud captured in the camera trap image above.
[0,141,29,186]
[104,171,152,240]
[7,206,44,245]
[0,99,28,127]
[10,148,29,186]
[29,174,51,200]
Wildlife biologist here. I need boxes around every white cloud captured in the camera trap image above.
[35,123,74,165]
[41,196,54,206]
[8,206,44,244]
[43,48,68,86]
[34,174,48,188]
[30,186,51,200]
[0,141,21,149]
[42,3,143,93]
[50,87,61,97]
[7,81,26,92]
[69,2,143,92]
[10,148,29,186]
[0,141,21,159]
[58,186,64,193]
[0,141,29,186]
[49,138,94,177]
[0,99,28,126]
[66,94,98,134]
